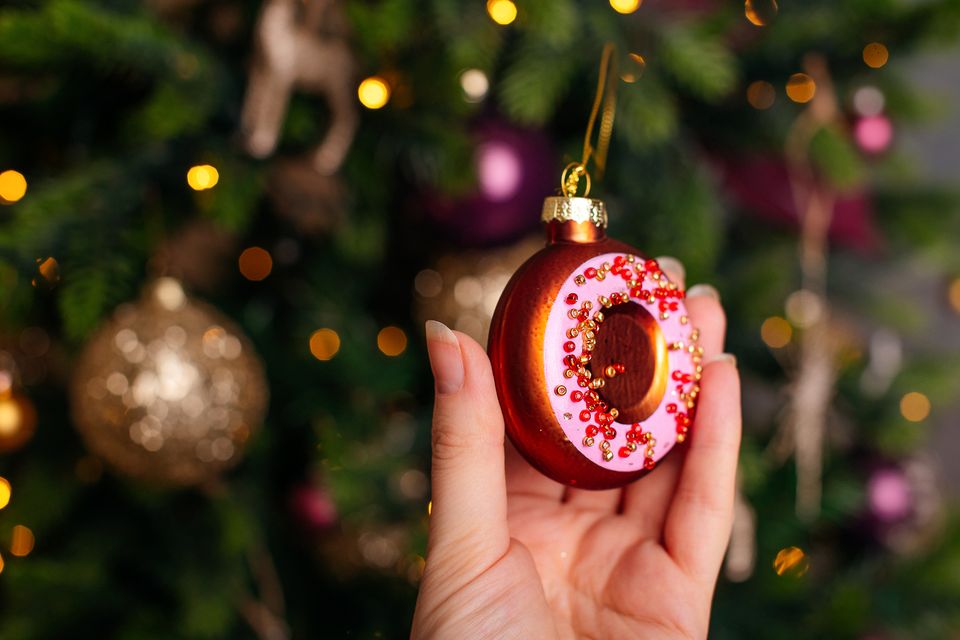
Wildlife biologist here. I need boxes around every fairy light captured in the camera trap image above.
[900,392,930,422]
[377,326,408,357]
[760,316,792,348]
[238,246,273,281]
[746,81,776,110]
[863,43,889,69]
[773,546,809,577]
[187,164,219,191]
[358,76,390,109]
[609,0,641,14]
[486,0,517,25]
[10,524,34,557]
[0,170,27,204]
[309,329,341,361]
[0,477,10,509]
[460,69,489,103]
[786,73,816,103]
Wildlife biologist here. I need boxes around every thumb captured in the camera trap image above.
[425,321,510,569]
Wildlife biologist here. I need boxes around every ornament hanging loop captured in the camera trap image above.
[562,43,619,197]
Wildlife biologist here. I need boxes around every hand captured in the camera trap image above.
[411,264,741,640]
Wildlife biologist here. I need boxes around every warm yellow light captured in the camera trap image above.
[0,397,22,437]
[620,53,647,83]
[31,256,60,288]
[900,391,931,422]
[0,477,10,510]
[948,278,960,314]
[187,164,219,191]
[745,0,778,26]
[773,546,809,577]
[238,246,273,281]
[760,316,792,349]
[0,551,4,574]
[863,43,889,69]
[427,500,432,516]
[486,0,518,25]
[610,0,641,14]
[746,81,776,110]
[378,326,408,357]
[310,328,341,361]
[358,76,391,109]
[786,73,816,103]
[10,524,34,557]
[460,69,489,102]
[0,170,27,204]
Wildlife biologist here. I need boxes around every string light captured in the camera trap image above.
[10,524,34,557]
[609,0,641,14]
[745,0,778,26]
[863,43,889,69]
[377,326,408,356]
[460,69,489,102]
[0,477,10,509]
[486,0,517,25]
[760,316,792,348]
[900,392,930,422]
[786,73,816,103]
[0,170,27,204]
[358,76,390,109]
[620,53,646,83]
[186,164,219,191]
[238,246,273,281]
[746,81,776,110]
[773,546,809,576]
[309,329,341,361]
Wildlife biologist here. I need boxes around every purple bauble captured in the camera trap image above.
[426,120,556,246]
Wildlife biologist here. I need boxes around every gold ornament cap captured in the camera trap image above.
[541,196,607,229]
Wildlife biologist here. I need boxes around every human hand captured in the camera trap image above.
[411,262,741,640]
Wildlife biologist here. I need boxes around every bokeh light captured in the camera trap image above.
[0,170,27,204]
[377,326,408,356]
[863,42,890,69]
[0,552,4,574]
[746,81,776,109]
[414,269,443,298]
[948,277,960,314]
[785,289,823,328]
[773,546,809,577]
[852,86,885,117]
[745,0,778,26]
[31,256,60,288]
[0,396,24,437]
[868,468,912,523]
[0,477,10,509]
[10,524,34,557]
[477,142,522,202]
[358,76,390,109]
[309,329,341,361]
[486,0,517,25]
[186,164,219,191]
[900,391,931,422]
[460,69,489,102]
[610,0,641,15]
[786,73,816,103]
[761,316,792,348]
[854,115,893,154]
[238,246,273,281]
[620,53,646,83]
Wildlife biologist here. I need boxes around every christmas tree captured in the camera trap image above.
[1,0,959,637]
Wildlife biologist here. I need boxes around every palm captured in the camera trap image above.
[413,276,739,639]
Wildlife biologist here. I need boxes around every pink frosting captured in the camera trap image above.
[542,253,699,472]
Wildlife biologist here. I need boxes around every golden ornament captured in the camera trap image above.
[70,278,268,486]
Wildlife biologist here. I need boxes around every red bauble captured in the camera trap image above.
[488,197,703,490]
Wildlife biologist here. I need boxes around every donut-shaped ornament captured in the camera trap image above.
[488,195,703,490]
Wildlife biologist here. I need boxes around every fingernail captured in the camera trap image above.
[655,256,685,284]
[425,320,464,395]
[687,284,721,302]
[705,352,737,368]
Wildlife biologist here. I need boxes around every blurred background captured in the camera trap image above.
[0,0,959,637]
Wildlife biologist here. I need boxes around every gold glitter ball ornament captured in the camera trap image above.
[70,278,268,486]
